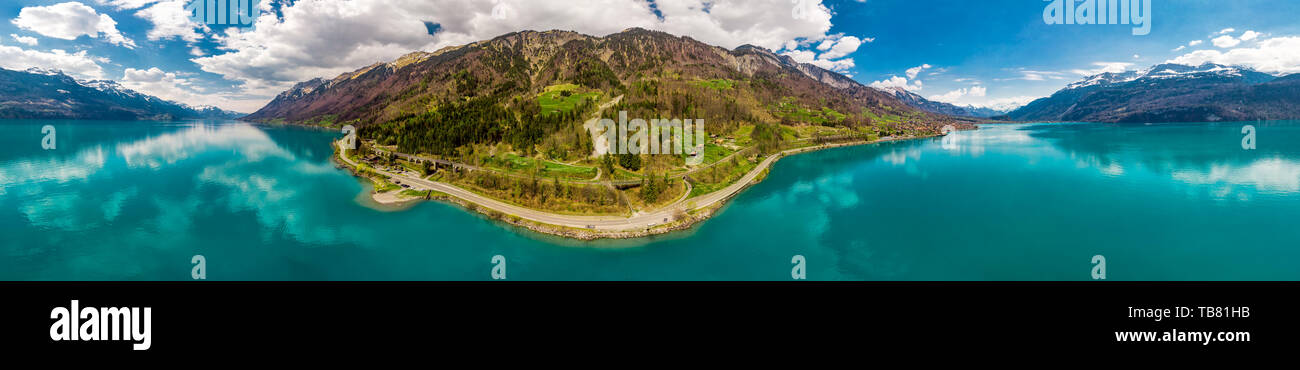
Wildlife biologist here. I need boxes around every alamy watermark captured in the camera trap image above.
[790,0,820,20]
[1241,125,1256,150]
[341,124,358,150]
[594,111,707,165]
[1043,0,1152,36]
[49,300,152,350]
[187,0,260,26]
[191,255,207,280]
[491,255,507,280]
[1091,254,1107,280]
[791,255,806,280]
[491,0,510,20]
[41,125,56,150]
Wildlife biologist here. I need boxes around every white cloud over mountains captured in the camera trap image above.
[869,75,922,91]
[1169,35,1300,75]
[929,85,1035,111]
[929,85,985,103]
[1071,62,1134,76]
[0,44,106,80]
[1212,35,1241,48]
[135,0,206,42]
[906,64,932,79]
[3,0,867,112]
[781,34,864,72]
[12,2,135,48]
[869,64,931,92]
[175,0,864,111]
[119,67,268,112]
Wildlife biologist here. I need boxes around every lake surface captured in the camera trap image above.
[3,119,1299,280]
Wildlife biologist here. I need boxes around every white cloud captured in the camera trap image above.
[929,85,986,103]
[1188,40,1204,46]
[818,35,861,60]
[807,57,856,72]
[974,96,1037,111]
[784,34,864,72]
[119,67,199,103]
[0,45,106,80]
[1240,30,1261,41]
[1173,46,1185,52]
[1168,36,1300,75]
[134,0,205,42]
[11,2,136,48]
[194,0,853,108]
[869,76,922,91]
[1216,28,1236,35]
[783,49,816,64]
[119,67,261,112]
[1003,69,1069,81]
[10,34,38,46]
[94,0,161,10]
[925,84,1032,111]
[1071,62,1134,76]
[905,64,932,79]
[1212,35,1241,48]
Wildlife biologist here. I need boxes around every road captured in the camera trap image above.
[340,141,780,232]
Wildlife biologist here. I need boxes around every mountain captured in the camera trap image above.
[0,67,244,120]
[875,86,1010,118]
[1001,63,1300,123]
[246,28,965,156]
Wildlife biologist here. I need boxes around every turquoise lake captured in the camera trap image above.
[2,119,1298,280]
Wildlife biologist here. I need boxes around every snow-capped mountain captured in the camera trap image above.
[0,67,244,120]
[1002,63,1300,123]
[874,86,1013,118]
[1064,63,1275,90]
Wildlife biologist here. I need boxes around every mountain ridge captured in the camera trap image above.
[245,27,965,152]
[1002,62,1300,123]
[0,67,244,120]
[873,86,1012,118]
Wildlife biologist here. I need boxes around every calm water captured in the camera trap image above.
[2,119,1299,280]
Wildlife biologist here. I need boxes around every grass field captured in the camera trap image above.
[612,168,642,181]
[540,160,597,180]
[486,153,597,180]
[701,143,733,165]
[538,84,600,115]
[373,178,401,193]
[772,97,847,125]
[732,125,754,146]
[688,155,758,198]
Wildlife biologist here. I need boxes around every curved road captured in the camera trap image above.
[340,141,781,232]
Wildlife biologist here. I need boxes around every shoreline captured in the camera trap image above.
[334,133,940,241]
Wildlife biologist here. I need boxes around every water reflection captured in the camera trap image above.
[1027,121,1300,197]
[117,124,294,168]
[4,119,1300,280]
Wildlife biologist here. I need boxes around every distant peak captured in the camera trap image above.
[1065,62,1265,90]
[24,67,65,76]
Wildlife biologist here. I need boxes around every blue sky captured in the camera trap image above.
[828,0,1300,109]
[2,0,1298,113]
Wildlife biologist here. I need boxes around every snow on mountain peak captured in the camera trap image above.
[1065,63,1260,90]
[24,67,65,76]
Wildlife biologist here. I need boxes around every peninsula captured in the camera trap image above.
[246,28,973,239]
